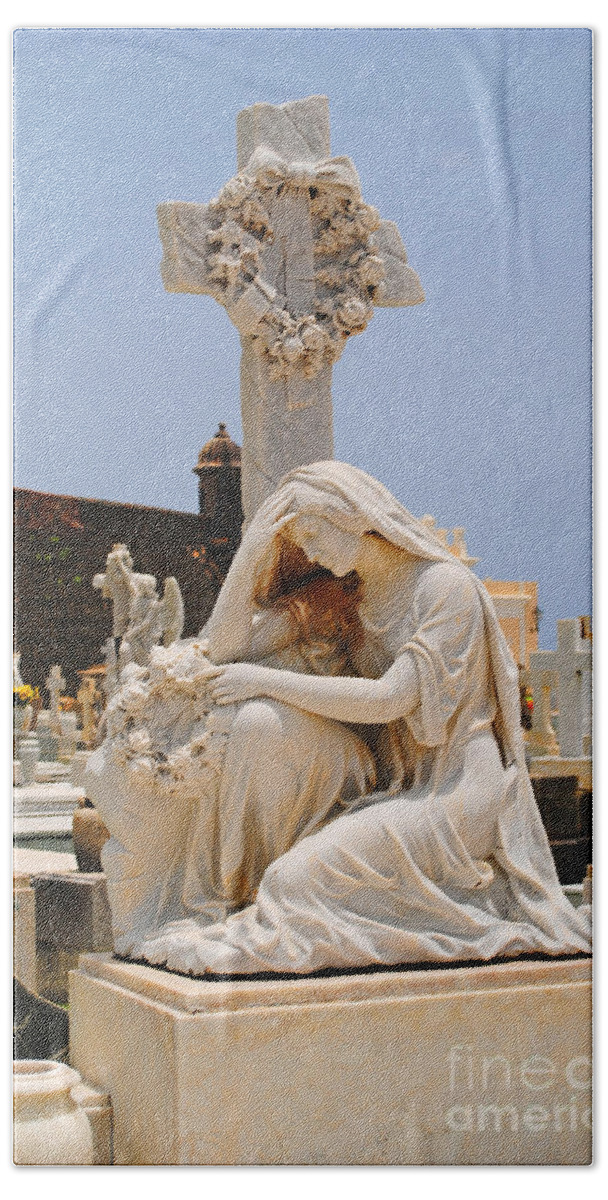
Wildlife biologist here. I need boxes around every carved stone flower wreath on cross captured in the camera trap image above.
[204,148,387,381]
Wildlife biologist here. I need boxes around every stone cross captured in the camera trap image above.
[157,94,424,522]
[528,618,592,758]
[45,664,66,737]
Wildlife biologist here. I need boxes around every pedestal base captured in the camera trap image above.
[529,756,592,791]
[14,781,84,839]
[69,953,591,1165]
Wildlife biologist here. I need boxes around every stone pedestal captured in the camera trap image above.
[13,847,77,994]
[529,756,592,791]
[13,847,77,878]
[70,954,591,1165]
[13,882,36,991]
[34,873,113,1003]
[14,780,85,843]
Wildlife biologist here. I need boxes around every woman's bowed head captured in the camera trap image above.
[85,461,591,977]
[206,499,422,721]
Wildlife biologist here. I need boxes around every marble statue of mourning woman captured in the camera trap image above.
[85,461,591,975]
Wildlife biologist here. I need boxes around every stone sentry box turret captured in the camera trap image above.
[193,423,243,541]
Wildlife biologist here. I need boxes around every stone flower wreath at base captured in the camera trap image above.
[204,149,387,381]
[104,640,235,801]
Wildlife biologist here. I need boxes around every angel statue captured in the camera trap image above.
[93,545,185,672]
[85,462,590,976]
[121,574,184,668]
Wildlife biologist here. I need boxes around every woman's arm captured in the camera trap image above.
[201,572,257,663]
[208,655,420,724]
[203,599,297,664]
[200,497,296,663]
[248,609,298,662]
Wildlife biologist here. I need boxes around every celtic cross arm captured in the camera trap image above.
[157,146,424,380]
[372,220,425,307]
[157,201,216,296]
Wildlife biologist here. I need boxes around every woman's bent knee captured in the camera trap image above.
[232,700,284,742]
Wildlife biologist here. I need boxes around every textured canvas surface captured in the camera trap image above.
[13,27,592,1167]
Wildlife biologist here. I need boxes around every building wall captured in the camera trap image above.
[483,579,539,668]
[14,489,235,697]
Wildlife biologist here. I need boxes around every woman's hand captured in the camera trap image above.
[207,662,274,705]
[237,491,296,567]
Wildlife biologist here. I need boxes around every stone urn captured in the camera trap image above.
[72,798,110,872]
[13,1060,94,1165]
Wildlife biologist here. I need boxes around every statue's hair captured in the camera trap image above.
[253,533,364,664]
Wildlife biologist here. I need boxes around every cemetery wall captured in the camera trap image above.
[14,488,237,696]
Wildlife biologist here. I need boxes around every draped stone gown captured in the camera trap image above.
[87,558,589,975]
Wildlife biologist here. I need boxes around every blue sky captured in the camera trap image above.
[13,27,592,647]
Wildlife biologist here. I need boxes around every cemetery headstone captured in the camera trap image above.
[528,618,592,758]
[14,651,23,687]
[34,712,60,764]
[526,659,560,756]
[77,677,101,750]
[58,712,79,761]
[18,733,40,786]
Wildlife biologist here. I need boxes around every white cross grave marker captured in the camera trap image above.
[157,94,424,522]
[528,618,592,758]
